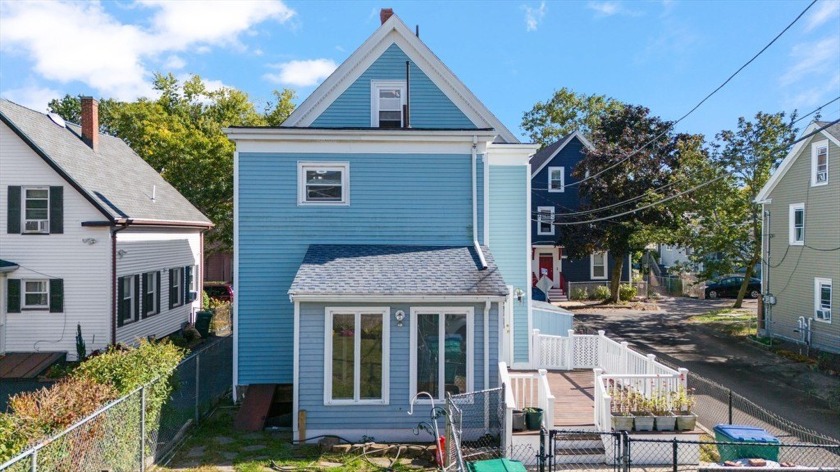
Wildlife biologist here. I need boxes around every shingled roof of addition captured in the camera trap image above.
[289,245,509,297]
[0,99,211,227]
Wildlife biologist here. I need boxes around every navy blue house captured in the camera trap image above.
[530,132,630,300]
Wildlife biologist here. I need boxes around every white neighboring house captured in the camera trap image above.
[0,98,213,360]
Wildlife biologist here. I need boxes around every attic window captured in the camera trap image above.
[811,140,829,186]
[371,81,405,128]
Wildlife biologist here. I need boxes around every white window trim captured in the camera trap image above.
[144,272,158,316]
[323,307,391,406]
[789,203,805,246]
[297,162,350,206]
[22,279,49,309]
[22,186,49,234]
[370,80,406,128]
[811,140,829,187]
[814,278,832,324]
[547,166,565,193]
[123,275,137,324]
[537,206,555,236]
[409,306,474,403]
[171,267,183,307]
[590,251,608,280]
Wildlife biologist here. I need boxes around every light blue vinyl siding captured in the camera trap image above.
[311,43,476,129]
[489,166,530,364]
[532,307,573,336]
[238,152,479,385]
[298,301,499,435]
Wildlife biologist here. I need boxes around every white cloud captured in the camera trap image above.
[587,1,642,17]
[780,36,840,86]
[523,2,547,31]
[1,85,63,112]
[0,0,295,100]
[804,0,839,32]
[164,55,186,70]
[263,59,337,87]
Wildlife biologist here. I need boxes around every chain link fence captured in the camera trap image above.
[1,335,232,471]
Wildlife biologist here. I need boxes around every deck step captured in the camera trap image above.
[555,438,603,449]
[554,448,607,465]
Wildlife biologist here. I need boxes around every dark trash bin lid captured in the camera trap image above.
[714,425,779,443]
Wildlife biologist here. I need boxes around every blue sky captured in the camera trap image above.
[1,0,838,141]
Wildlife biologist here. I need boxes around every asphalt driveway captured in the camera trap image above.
[571,297,840,441]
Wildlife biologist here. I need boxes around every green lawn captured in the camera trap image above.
[689,309,757,337]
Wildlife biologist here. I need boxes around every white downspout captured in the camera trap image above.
[484,300,490,390]
[472,136,488,270]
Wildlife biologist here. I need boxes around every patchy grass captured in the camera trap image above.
[689,309,756,337]
[158,406,433,471]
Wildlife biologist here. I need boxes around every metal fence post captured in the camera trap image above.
[140,386,146,472]
[728,389,733,425]
[195,352,201,424]
[672,438,678,472]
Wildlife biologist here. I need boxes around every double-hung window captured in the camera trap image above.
[169,267,184,308]
[324,308,390,405]
[119,275,139,325]
[298,162,349,205]
[143,271,160,317]
[410,307,473,401]
[814,278,832,323]
[789,203,805,245]
[23,188,49,233]
[811,140,829,186]
[371,80,405,128]
[548,167,565,192]
[23,280,49,309]
[591,251,607,280]
[537,206,555,236]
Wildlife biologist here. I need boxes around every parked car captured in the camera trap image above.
[204,282,234,303]
[704,276,761,299]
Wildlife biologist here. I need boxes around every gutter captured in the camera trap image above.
[472,135,488,270]
[110,221,131,345]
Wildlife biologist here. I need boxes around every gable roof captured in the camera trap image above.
[755,120,840,203]
[282,13,518,144]
[288,244,509,298]
[530,131,594,178]
[0,99,212,227]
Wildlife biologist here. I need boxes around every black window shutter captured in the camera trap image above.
[155,271,161,315]
[169,269,176,309]
[184,266,192,304]
[49,279,64,313]
[7,279,21,313]
[141,273,148,319]
[134,275,140,321]
[118,276,126,327]
[7,186,21,234]
[49,186,63,234]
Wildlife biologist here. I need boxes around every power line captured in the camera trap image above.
[558,0,817,191]
[792,96,840,124]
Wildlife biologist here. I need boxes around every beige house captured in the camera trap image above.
[755,121,840,354]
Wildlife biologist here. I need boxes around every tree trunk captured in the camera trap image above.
[734,255,759,308]
[609,252,625,304]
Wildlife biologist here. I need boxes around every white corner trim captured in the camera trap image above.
[232,148,240,399]
[788,203,805,246]
[292,300,300,434]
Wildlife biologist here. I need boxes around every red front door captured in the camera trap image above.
[538,254,554,283]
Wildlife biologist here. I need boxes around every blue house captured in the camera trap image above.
[530,132,630,300]
[225,10,537,441]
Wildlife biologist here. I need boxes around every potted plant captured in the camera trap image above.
[630,392,654,432]
[652,392,676,431]
[512,409,526,431]
[609,387,634,432]
[672,387,697,431]
[523,407,543,430]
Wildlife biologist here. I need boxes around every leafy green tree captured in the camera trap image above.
[521,87,624,147]
[48,74,296,252]
[555,105,692,303]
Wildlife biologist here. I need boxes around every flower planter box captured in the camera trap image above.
[654,413,676,431]
[611,414,634,432]
[633,412,654,432]
[676,412,697,431]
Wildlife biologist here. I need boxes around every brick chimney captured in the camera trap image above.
[80,96,99,152]
[380,8,394,24]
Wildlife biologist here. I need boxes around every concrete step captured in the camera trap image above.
[554,449,607,465]
[554,438,603,449]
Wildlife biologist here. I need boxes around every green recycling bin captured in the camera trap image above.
[195,310,213,338]
[714,425,780,462]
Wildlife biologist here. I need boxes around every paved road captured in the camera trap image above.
[571,297,840,442]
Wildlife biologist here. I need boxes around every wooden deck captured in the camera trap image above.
[0,352,66,379]
[546,370,596,428]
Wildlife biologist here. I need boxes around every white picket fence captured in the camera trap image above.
[498,363,555,454]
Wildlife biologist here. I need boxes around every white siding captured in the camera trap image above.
[0,122,111,360]
[116,228,202,344]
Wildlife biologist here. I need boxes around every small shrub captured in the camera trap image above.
[183,325,202,342]
[592,285,611,301]
[619,285,637,301]
[202,290,211,308]
[210,302,232,334]
[571,287,589,300]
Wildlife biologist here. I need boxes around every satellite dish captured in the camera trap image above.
[47,113,66,128]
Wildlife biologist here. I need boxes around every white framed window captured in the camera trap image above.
[789,203,805,246]
[298,162,349,205]
[170,267,184,308]
[120,275,137,324]
[548,166,565,193]
[537,206,555,236]
[811,140,829,186]
[23,187,49,234]
[409,307,474,402]
[143,271,159,317]
[591,251,607,280]
[324,307,390,405]
[814,278,832,323]
[370,80,405,128]
[23,280,49,309]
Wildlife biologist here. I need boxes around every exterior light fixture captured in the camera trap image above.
[513,288,525,303]
[82,238,97,245]
[395,310,406,327]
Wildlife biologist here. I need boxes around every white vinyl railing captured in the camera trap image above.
[537,369,555,431]
[499,362,516,453]
[593,369,688,430]
[498,362,556,449]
